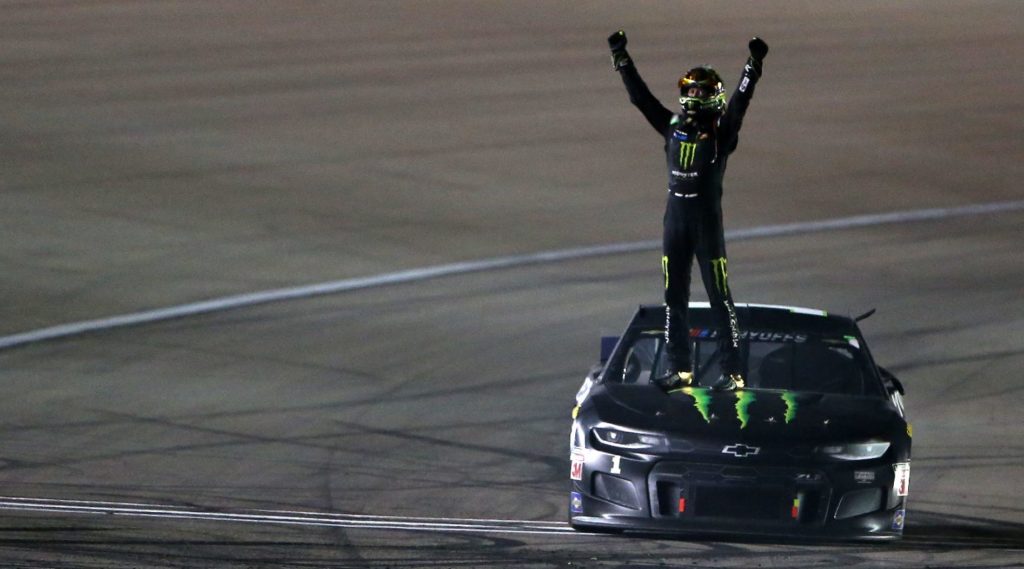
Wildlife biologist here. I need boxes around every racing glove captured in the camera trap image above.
[746,37,768,77]
[748,37,769,61]
[608,29,631,71]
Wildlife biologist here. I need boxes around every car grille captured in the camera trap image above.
[649,461,831,525]
[694,485,786,520]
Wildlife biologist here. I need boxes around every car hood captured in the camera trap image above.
[594,384,901,443]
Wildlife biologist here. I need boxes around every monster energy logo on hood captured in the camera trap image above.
[672,388,802,428]
[782,391,799,424]
[675,386,713,423]
[735,391,756,429]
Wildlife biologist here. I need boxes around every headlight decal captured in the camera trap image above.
[592,427,669,451]
[817,440,891,460]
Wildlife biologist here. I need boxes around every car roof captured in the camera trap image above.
[630,303,861,336]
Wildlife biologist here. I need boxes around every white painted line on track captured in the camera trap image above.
[2,199,1022,352]
[0,497,578,536]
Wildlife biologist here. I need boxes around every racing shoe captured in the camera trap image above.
[711,373,745,391]
[653,370,693,392]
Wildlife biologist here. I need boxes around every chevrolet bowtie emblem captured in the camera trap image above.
[722,444,760,457]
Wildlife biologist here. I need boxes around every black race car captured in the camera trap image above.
[569,303,911,540]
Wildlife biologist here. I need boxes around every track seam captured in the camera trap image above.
[0,497,578,536]
[2,199,1022,351]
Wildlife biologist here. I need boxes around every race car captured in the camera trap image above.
[569,303,911,540]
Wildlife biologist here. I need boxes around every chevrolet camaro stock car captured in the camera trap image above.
[569,303,911,540]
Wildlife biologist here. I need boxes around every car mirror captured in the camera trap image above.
[879,366,905,395]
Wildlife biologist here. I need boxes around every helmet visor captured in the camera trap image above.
[679,82,717,99]
[678,91,727,112]
[678,73,726,114]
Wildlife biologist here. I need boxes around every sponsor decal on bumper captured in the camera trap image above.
[854,470,876,484]
[892,509,906,530]
[894,463,910,497]
[570,450,584,481]
[570,492,584,514]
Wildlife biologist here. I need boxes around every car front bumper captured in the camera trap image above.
[569,454,908,540]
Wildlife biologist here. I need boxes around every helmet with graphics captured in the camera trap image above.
[678,66,726,123]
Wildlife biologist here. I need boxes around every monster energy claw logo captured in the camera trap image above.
[662,255,670,289]
[781,391,798,424]
[679,141,697,169]
[735,391,756,429]
[679,387,712,423]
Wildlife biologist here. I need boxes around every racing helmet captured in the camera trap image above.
[678,66,726,121]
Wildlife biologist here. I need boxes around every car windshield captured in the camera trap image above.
[616,330,883,397]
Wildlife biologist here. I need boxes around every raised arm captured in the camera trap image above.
[719,37,769,153]
[608,30,673,135]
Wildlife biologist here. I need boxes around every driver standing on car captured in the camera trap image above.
[608,29,768,392]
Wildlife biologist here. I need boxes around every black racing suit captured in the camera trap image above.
[616,58,762,376]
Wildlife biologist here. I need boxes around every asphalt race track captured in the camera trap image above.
[2,2,1023,567]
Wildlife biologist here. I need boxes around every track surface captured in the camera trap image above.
[2,2,1022,567]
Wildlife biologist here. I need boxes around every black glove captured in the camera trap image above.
[608,29,631,70]
[748,37,769,61]
[608,29,627,52]
[744,37,768,79]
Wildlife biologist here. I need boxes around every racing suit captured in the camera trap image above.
[615,57,762,377]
